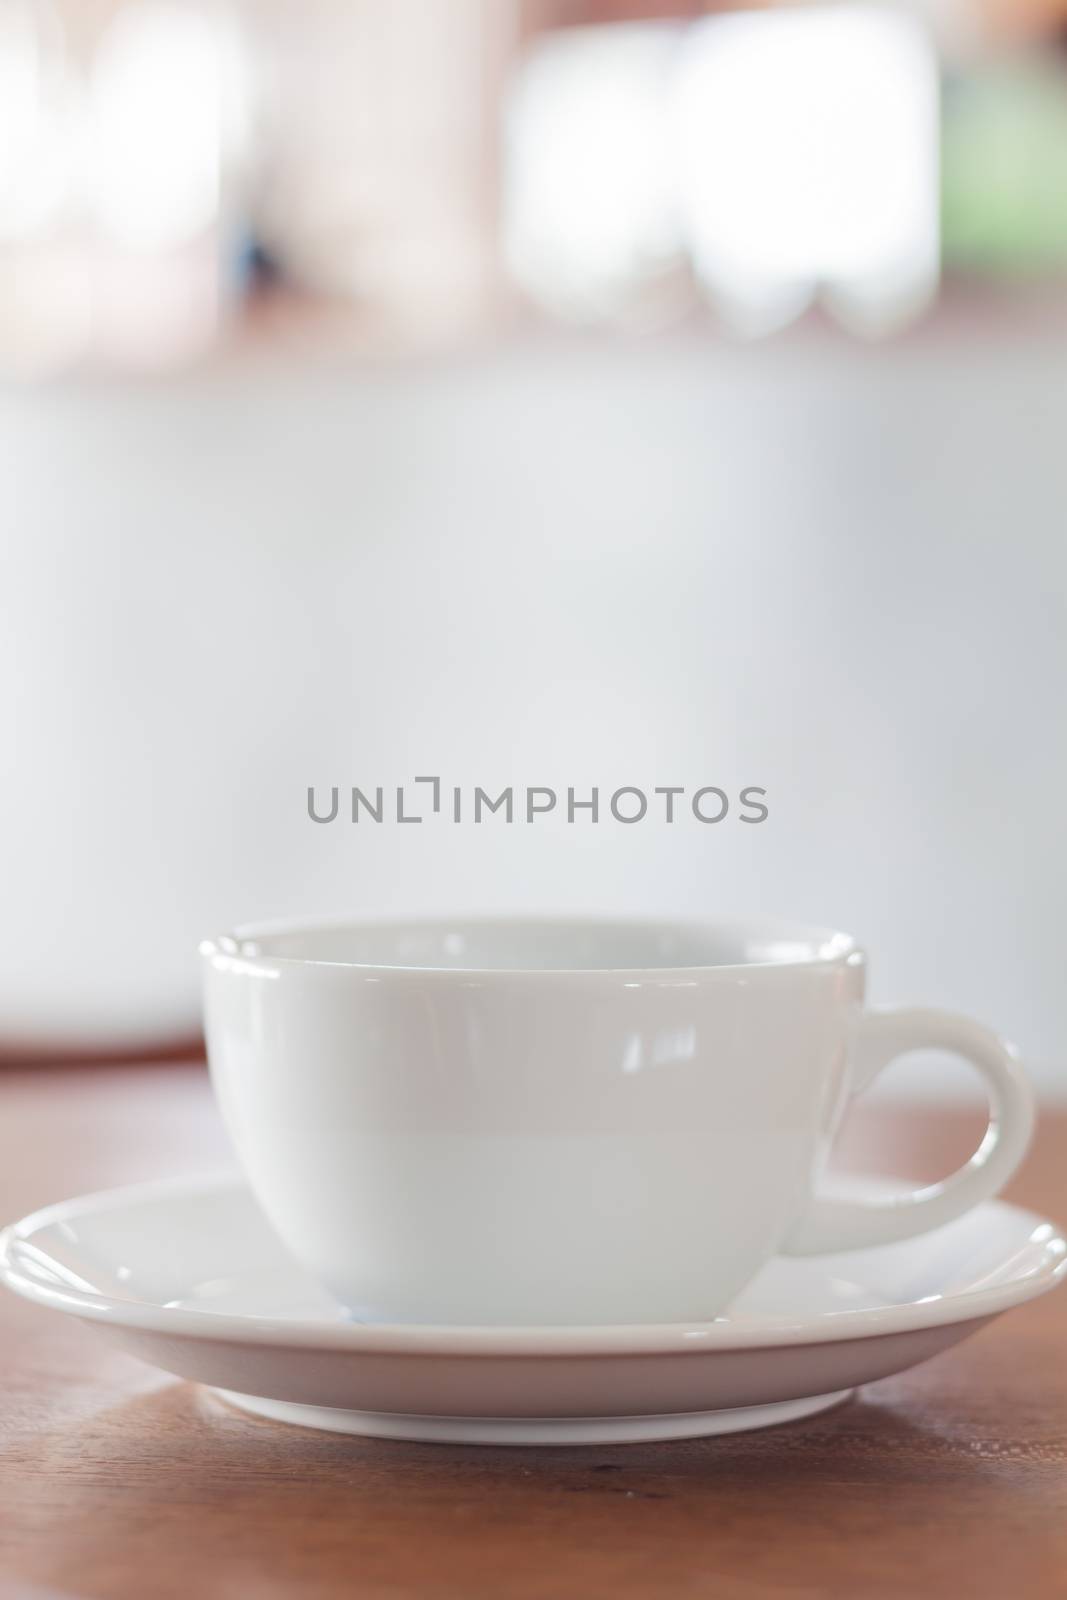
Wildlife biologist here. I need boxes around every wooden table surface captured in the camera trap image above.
[1,1066,1065,1600]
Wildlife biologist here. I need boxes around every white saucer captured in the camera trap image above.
[1,1176,1063,1446]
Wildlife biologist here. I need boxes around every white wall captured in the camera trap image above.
[3,327,1065,1097]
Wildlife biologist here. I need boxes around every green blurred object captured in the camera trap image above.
[943,57,1067,276]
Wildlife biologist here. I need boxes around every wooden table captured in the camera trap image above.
[1,1066,1064,1600]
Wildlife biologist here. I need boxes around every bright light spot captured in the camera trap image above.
[504,23,685,321]
[621,1026,696,1074]
[621,1034,643,1075]
[0,2,71,239]
[88,3,237,251]
[674,7,939,335]
[652,1025,696,1067]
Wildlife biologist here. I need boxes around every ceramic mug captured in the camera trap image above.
[201,916,1034,1326]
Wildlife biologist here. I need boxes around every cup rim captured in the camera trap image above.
[199,914,860,979]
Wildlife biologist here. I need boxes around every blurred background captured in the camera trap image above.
[1,0,1064,1101]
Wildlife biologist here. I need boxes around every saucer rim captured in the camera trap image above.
[2,1172,1064,1358]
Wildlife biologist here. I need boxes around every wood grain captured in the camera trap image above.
[0,1067,1064,1600]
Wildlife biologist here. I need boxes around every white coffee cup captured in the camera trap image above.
[201,916,1033,1326]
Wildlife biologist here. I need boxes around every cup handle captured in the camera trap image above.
[782,1006,1035,1255]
